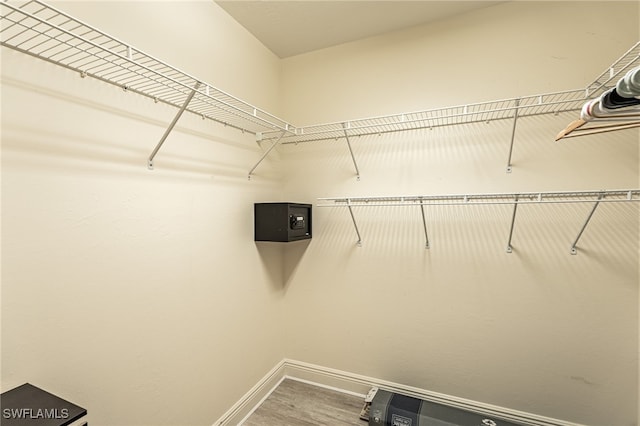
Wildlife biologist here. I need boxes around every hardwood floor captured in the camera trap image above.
[242,379,367,426]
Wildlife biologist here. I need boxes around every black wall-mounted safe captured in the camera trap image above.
[254,203,312,242]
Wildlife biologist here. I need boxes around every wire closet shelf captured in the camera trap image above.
[0,0,295,137]
[1,1,638,174]
[318,190,640,254]
[261,42,640,146]
[318,190,640,207]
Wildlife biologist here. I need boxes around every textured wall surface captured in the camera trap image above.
[1,1,639,426]
[1,2,287,425]
[280,2,639,425]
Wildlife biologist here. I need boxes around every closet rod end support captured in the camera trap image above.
[506,166,513,174]
[506,245,513,254]
[356,240,362,247]
[570,247,578,255]
[147,160,154,170]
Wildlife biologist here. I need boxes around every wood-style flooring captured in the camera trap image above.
[242,379,366,426]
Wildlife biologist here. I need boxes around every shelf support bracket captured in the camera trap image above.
[570,193,604,255]
[419,200,430,249]
[248,130,287,180]
[148,82,201,169]
[346,199,362,246]
[342,123,361,180]
[505,98,520,173]
[506,195,519,253]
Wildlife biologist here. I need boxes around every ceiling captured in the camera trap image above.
[215,1,504,58]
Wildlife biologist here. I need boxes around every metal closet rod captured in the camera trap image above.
[318,189,640,254]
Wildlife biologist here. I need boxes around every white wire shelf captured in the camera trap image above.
[1,1,638,175]
[263,89,586,144]
[250,42,640,177]
[0,0,295,137]
[318,190,640,207]
[318,189,640,254]
[586,42,640,97]
[262,42,640,146]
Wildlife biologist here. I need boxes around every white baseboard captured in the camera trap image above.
[212,360,287,426]
[214,359,585,426]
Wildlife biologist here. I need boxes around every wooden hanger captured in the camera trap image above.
[556,97,640,141]
[555,119,640,141]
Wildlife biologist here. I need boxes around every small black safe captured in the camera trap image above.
[254,202,312,242]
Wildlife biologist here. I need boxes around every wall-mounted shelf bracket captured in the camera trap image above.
[2,2,637,175]
[342,122,361,180]
[506,195,519,253]
[320,190,638,253]
[0,0,296,171]
[347,199,363,246]
[570,193,604,255]
[148,81,201,169]
[419,199,430,249]
[505,99,520,173]
[247,130,287,179]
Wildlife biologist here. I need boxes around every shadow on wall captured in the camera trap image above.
[255,240,311,289]
[1,73,279,184]
[283,240,312,288]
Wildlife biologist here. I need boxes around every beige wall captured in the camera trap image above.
[280,2,639,426]
[1,2,287,425]
[282,1,638,125]
[2,1,639,426]
[54,1,284,115]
